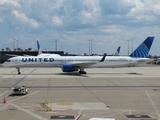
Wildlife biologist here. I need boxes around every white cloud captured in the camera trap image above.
[0,18,3,22]
[0,0,160,55]
[12,10,40,28]
[128,0,160,24]
[0,0,20,7]
[80,0,101,25]
[100,25,123,34]
[51,0,63,9]
[52,16,63,26]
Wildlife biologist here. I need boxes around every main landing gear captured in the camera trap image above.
[16,67,21,74]
[79,67,87,74]
[79,71,87,74]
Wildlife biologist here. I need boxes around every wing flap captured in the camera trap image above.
[72,61,97,67]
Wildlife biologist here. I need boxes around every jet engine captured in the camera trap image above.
[62,64,78,72]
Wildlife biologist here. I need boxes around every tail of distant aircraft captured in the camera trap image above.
[115,46,121,55]
[129,37,154,58]
[37,41,42,55]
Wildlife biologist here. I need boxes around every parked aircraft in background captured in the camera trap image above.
[36,41,61,57]
[37,41,120,56]
[153,58,160,64]
[114,46,121,56]
[2,37,154,74]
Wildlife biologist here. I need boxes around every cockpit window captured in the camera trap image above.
[6,60,11,62]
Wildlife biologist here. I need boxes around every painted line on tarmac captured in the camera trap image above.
[0,90,42,107]
[7,90,42,103]
[133,110,158,119]
[30,68,36,73]
[10,103,48,120]
[145,90,160,120]
[0,90,8,98]
[104,110,128,118]
[11,76,26,87]
[84,110,127,118]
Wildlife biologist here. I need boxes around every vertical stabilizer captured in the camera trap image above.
[37,41,42,55]
[115,46,121,55]
[130,37,154,58]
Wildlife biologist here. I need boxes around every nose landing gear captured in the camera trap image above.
[16,67,21,74]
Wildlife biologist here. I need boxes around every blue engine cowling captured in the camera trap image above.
[62,64,78,72]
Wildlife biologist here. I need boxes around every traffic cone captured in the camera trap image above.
[3,96,6,104]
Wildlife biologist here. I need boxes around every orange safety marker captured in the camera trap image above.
[3,96,6,103]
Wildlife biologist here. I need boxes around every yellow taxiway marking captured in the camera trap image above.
[57,102,74,106]
[39,103,52,111]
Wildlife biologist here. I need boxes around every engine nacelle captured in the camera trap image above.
[62,64,78,72]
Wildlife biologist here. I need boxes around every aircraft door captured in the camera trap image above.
[129,59,132,67]
[15,59,18,64]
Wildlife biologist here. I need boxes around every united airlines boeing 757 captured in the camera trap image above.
[2,37,154,74]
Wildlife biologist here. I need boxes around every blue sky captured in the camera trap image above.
[0,0,160,56]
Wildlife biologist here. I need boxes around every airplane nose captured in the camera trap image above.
[2,63,5,67]
[2,62,7,67]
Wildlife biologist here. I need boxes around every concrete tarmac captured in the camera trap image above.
[0,65,160,120]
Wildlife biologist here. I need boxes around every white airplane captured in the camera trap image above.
[155,58,160,64]
[2,37,154,74]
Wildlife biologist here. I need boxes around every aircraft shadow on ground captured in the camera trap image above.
[8,93,25,97]
[1,72,89,77]
[54,72,89,77]
[127,72,142,75]
[85,72,142,75]
[1,72,142,76]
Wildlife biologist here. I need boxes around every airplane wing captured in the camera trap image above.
[71,53,106,67]
[5,54,36,57]
[72,61,98,67]
[5,54,22,57]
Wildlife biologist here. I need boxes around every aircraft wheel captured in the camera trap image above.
[79,71,87,74]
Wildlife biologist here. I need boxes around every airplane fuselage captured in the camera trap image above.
[1,36,154,74]
[2,55,150,68]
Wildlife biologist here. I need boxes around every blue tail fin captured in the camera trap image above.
[37,41,42,55]
[130,37,154,58]
[115,46,121,55]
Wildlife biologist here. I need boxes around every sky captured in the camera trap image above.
[0,0,160,56]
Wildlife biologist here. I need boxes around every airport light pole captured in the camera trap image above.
[16,39,19,49]
[127,40,130,55]
[88,39,94,55]
[13,39,16,51]
[55,39,58,51]
[91,39,94,55]
[88,40,90,55]
[131,39,133,53]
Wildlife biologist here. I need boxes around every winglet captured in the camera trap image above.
[37,41,42,55]
[115,46,121,55]
[100,53,106,62]
[130,37,154,58]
